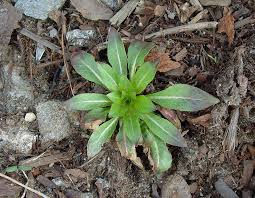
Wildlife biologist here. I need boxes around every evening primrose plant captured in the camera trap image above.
[66,29,219,173]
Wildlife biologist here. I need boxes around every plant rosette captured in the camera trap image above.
[66,28,219,173]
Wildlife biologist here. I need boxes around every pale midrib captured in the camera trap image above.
[80,60,102,83]
[146,115,169,138]
[153,142,160,168]
[104,69,118,87]
[136,70,149,88]
[130,48,143,78]
[93,118,118,146]
[115,38,122,74]
[150,96,203,101]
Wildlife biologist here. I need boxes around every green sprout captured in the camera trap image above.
[66,29,219,173]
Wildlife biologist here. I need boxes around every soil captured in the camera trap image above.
[0,0,255,198]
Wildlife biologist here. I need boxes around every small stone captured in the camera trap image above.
[15,0,66,20]
[49,28,58,38]
[36,101,71,144]
[66,28,97,47]
[189,182,198,194]
[100,0,122,10]
[25,112,36,122]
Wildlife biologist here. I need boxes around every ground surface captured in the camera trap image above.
[0,0,255,197]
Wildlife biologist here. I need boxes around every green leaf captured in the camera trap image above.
[109,103,127,118]
[85,108,110,122]
[128,41,154,79]
[148,84,220,112]
[118,75,135,93]
[141,113,187,147]
[123,116,141,144]
[143,129,172,173]
[67,93,111,111]
[87,117,119,158]
[4,166,18,173]
[98,63,119,91]
[132,62,156,94]
[107,29,127,75]
[107,92,122,103]
[71,52,103,85]
[134,95,155,114]
[116,127,143,169]
[18,165,32,171]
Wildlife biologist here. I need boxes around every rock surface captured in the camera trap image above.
[0,116,36,154]
[36,101,71,143]
[0,65,34,113]
[15,0,66,20]
[66,28,97,47]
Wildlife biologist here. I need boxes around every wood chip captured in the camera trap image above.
[188,113,212,127]
[154,5,166,16]
[145,51,181,72]
[110,0,140,26]
[173,47,187,61]
[19,150,74,167]
[71,0,113,20]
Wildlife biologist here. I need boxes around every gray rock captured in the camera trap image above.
[66,29,97,47]
[0,65,34,113]
[15,0,66,20]
[0,116,36,154]
[100,0,122,10]
[36,101,71,143]
[215,178,239,198]
[199,0,231,7]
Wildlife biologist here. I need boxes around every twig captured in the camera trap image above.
[0,173,50,198]
[20,28,62,54]
[36,59,64,69]
[144,21,218,39]
[110,0,140,26]
[235,17,255,29]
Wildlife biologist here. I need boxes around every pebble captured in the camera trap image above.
[15,0,66,20]
[25,112,36,122]
[66,28,97,47]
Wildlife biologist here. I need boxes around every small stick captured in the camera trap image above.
[36,59,64,69]
[144,21,218,39]
[0,173,50,198]
[235,17,255,29]
[20,28,62,54]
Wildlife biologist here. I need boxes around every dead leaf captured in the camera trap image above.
[188,113,212,127]
[134,1,155,27]
[154,5,166,16]
[71,0,113,20]
[145,52,181,72]
[36,175,58,189]
[173,47,187,61]
[179,3,199,23]
[65,169,88,182]
[158,107,181,129]
[0,178,22,197]
[239,160,255,188]
[247,145,255,158]
[217,8,235,47]
[0,2,22,44]
[84,119,103,130]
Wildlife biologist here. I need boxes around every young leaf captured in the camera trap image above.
[148,84,220,111]
[123,115,141,144]
[107,29,127,75]
[131,62,156,94]
[128,41,154,79]
[143,129,172,173]
[108,103,127,117]
[116,127,143,169]
[71,52,103,85]
[134,95,155,114]
[107,92,122,103]
[118,75,135,93]
[87,117,119,158]
[85,108,110,122]
[141,113,187,147]
[66,93,111,111]
[98,63,119,91]
[4,166,18,173]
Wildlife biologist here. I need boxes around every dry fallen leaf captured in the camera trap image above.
[145,51,181,72]
[65,169,88,182]
[188,113,211,127]
[0,2,22,44]
[84,119,103,130]
[71,0,113,20]
[158,107,181,129]
[154,5,166,16]
[217,8,235,47]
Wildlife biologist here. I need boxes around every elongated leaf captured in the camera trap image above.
[87,117,119,158]
[85,108,110,122]
[4,166,18,173]
[116,127,143,169]
[98,63,119,91]
[107,29,127,75]
[131,62,156,94]
[148,84,219,112]
[141,113,187,147]
[118,75,135,93]
[67,93,111,110]
[108,103,127,118]
[71,52,103,85]
[123,116,141,144]
[128,41,154,79]
[134,95,155,114]
[143,129,172,173]
[107,92,122,103]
